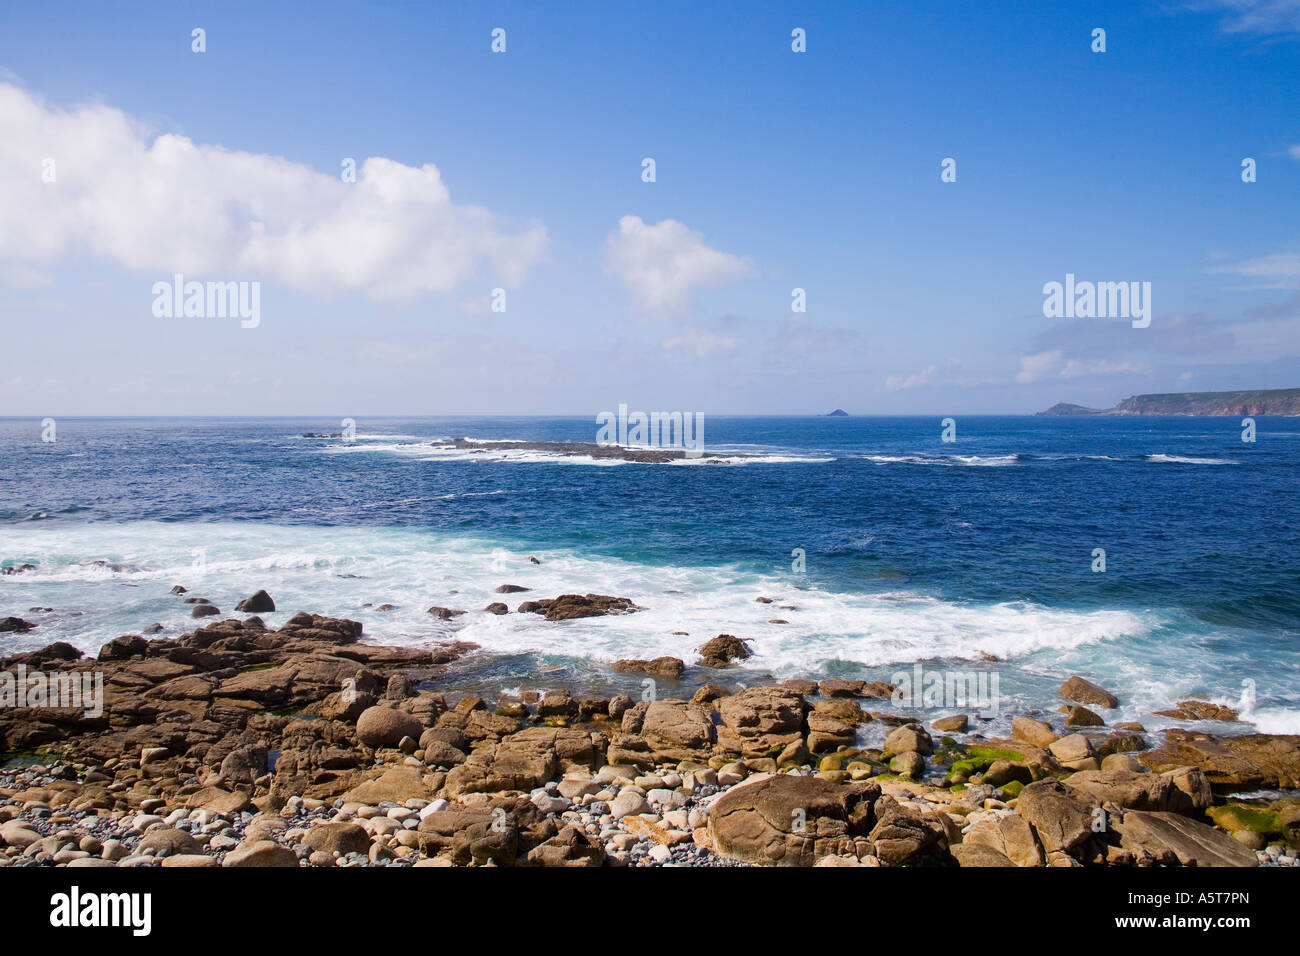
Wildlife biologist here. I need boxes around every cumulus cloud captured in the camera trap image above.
[603,215,751,311]
[0,82,547,300]
[1015,350,1146,383]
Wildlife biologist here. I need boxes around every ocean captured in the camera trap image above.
[2,415,1298,739]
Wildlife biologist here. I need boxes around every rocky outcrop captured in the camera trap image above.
[610,657,684,679]
[1115,811,1258,866]
[1139,730,1300,791]
[696,634,751,668]
[708,774,880,866]
[517,594,641,620]
[716,686,807,757]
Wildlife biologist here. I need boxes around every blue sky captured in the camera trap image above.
[1,0,1298,415]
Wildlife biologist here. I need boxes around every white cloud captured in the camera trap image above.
[0,83,547,300]
[603,215,751,311]
[1181,0,1300,35]
[1016,350,1146,383]
[660,329,738,358]
[1289,144,1300,159]
[884,364,939,390]
[1210,252,1300,289]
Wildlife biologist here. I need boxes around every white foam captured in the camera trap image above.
[1145,454,1236,465]
[0,521,1151,672]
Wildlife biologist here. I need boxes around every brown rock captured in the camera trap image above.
[1059,675,1118,709]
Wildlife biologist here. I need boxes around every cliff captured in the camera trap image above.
[1038,388,1300,416]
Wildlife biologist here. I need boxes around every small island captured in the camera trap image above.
[825,408,849,417]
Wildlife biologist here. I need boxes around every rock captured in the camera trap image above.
[343,766,440,804]
[1139,730,1300,791]
[1116,811,1258,867]
[1015,779,1094,855]
[1101,753,1144,772]
[1153,699,1238,722]
[1063,768,1211,816]
[963,810,1044,867]
[932,714,968,732]
[640,700,715,759]
[1012,716,1059,749]
[1048,733,1096,766]
[485,603,509,615]
[1059,676,1118,709]
[1066,705,1104,727]
[696,634,752,668]
[950,843,1017,867]
[98,634,147,661]
[186,786,252,815]
[610,791,650,819]
[818,678,865,698]
[716,686,807,757]
[884,724,933,756]
[355,705,423,748]
[427,606,466,619]
[161,854,218,868]
[889,752,926,779]
[191,604,221,618]
[222,840,299,867]
[709,774,880,866]
[867,794,944,866]
[136,827,200,858]
[518,593,641,621]
[418,807,518,866]
[235,590,276,613]
[495,584,530,593]
[611,657,685,679]
[303,823,371,857]
[0,617,34,633]
[527,825,605,866]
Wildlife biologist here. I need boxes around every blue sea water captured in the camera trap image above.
[1,415,1298,737]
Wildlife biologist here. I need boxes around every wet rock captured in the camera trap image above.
[611,657,685,679]
[427,606,466,620]
[1059,675,1118,709]
[696,634,752,668]
[484,602,509,615]
[518,593,642,621]
[235,590,276,613]
[1139,730,1300,791]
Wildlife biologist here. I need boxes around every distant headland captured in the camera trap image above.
[1038,387,1300,417]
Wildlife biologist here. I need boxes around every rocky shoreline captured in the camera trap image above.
[1,591,1298,868]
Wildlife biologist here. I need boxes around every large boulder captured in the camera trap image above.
[962,810,1044,867]
[355,705,423,748]
[302,823,371,857]
[526,825,605,867]
[639,700,715,760]
[1063,768,1211,816]
[1059,676,1118,709]
[867,794,946,866]
[1014,779,1095,855]
[717,686,807,757]
[1116,811,1258,867]
[444,726,595,797]
[696,634,751,668]
[235,590,276,613]
[708,774,879,866]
